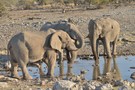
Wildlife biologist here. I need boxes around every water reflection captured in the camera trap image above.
[93,56,122,81]
[14,56,134,81]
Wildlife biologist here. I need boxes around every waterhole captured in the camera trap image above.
[1,56,134,81]
[17,56,135,81]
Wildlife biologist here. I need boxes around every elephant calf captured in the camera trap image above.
[8,29,78,80]
[88,17,120,65]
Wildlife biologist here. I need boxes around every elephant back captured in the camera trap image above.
[40,20,69,32]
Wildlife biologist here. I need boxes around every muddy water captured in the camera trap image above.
[18,56,135,81]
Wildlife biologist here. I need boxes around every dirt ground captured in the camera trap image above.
[0,3,135,90]
[0,3,135,56]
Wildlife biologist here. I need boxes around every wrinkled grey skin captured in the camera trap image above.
[40,20,84,75]
[88,17,120,65]
[8,29,78,79]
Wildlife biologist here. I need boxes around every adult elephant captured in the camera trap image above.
[8,29,78,80]
[40,20,84,75]
[88,17,120,65]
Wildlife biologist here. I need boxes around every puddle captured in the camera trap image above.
[1,56,135,81]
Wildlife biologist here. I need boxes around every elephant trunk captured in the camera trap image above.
[91,35,99,64]
[74,31,84,49]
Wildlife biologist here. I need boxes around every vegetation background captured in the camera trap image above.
[0,0,134,16]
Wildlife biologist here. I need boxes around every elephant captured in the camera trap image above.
[7,29,78,80]
[40,20,84,75]
[88,17,120,65]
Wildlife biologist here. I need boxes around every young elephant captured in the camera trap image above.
[8,29,78,80]
[88,17,120,65]
[40,20,84,75]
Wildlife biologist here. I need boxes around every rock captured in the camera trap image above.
[83,81,101,90]
[130,82,135,88]
[4,60,11,70]
[41,80,46,86]
[46,88,52,90]
[123,80,130,87]
[0,82,8,88]
[118,85,134,90]
[66,75,82,82]
[97,83,113,90]
[0,75,5,79]
[83,83,96,90]
[80,70,87,74]
[114,80,124,86]
[130,72,135,79]
[4,77,18,82]
[53,80,81,90]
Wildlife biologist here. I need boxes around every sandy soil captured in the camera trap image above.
[0,3,135,90]
[0,3,135,56]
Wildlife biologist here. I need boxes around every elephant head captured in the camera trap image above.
[50,30,78,53]
[40,20,84,49]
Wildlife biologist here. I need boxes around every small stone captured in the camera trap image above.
[98,83,113,90]
[0,82,8,88]
[46,88,52,90]
[0,75,5,79]
[41,81,46,86]
[4,77,18,82]
[80,70,87,74]
[114,80,124,86]
[53,80,81,90]
[29,88,32,90]
[130,82,135,88]
[130,72,135,79]
[118,85,133,90]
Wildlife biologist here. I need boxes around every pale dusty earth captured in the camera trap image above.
[0,3,135,56]
[0,3,135,90]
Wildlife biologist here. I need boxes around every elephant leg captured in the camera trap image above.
[58,50,63,64]
[47,50,56,78]
[102,39,106,56]
[19,60,32,80]
[59,61,64,77]
[10,51,20,79]
[93,65,100,80]
[11,61,20,79]
[96,39,99,58]
[104,38,112,59]
[34,62,44,77]
[67,51,77,76]
[112,36,118,56]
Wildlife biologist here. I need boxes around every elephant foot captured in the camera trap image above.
[23,75,33,80]
[67,73,73,76]
[112,53,117,57]
[11,74,21,80]
[95,59,99,66]
[60,74,65,77]
[107,56,112,59]
[39,72,45,78]
[46,73,54,78]
[11,75,21,80]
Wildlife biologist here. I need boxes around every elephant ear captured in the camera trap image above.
[50,32,62,52]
